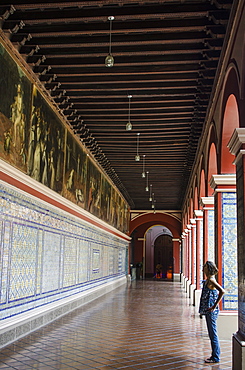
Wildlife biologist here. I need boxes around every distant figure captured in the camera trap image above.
[199,261,225,364]
[155,264,162,279]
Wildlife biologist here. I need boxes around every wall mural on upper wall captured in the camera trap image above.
[100,174,111,224]
[30,86,65,193]
[86,158,101,218]
[0,41,129,233]
[0,43,32,171]
[64,130,87,208]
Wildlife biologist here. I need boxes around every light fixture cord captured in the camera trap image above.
[136,134,140,156]
[109,19,112,54]
[128,97,131,122]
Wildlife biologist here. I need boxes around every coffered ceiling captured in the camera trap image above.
[0,0,235,210]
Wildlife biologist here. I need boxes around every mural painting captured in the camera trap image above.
[100,174,111,223]
[0,41,129,233]
[0,43,32,171]
[30,86,65,192]
[86,158,101,217]
[64,130,87,207]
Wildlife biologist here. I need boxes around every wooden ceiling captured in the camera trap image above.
[0,0,234,210]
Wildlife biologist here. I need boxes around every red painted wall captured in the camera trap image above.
[129,212,181,273]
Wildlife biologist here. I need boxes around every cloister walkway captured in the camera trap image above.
[0,280,232,369]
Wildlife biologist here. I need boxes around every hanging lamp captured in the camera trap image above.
[145,171,149,191]
[135,133,140,161]
[105,16,114,67]
[126,95,133,131]
[151,192,155,208]
[149,184,152,201]
[142,155,146,178]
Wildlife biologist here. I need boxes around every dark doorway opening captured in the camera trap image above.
[154,234,173,280]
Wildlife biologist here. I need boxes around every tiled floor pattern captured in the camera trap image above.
[0,280,232,369]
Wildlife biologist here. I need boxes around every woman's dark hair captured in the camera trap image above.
[205,261,218,276]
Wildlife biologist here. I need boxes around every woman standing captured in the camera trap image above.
[199,261,225,364]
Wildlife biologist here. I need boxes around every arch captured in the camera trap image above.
[200,169,206,199]
[221,94,239,173]
[194,186,198,210]
[129,213,181,276]
[129,212,181,238]
[220,66,240,173]
[207,142,218,195]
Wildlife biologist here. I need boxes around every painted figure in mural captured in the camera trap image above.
[49,148,56,190]
[41,123,49,186]
[199,261,225,364]
[27,107,38,175]
[4,130,12,153]
[66,168,74,191]
[31,117,42,181]
[56,128,63,182]
[11,83,24,149]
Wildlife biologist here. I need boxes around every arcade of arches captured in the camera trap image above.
[128,17,245,368]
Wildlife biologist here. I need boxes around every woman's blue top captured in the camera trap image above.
[199,280,219,315]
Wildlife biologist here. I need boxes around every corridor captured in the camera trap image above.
[0,280,232,370]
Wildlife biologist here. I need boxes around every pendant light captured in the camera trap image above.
[105,16,114,67]
[149,184,152,201]
[126,95,132,131]
[145,171,149,191]
[135,133,140,161]
[142,155,146,178]
[151,192,155,208]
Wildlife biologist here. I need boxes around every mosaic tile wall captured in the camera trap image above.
[222,192,238,310]
[208,210,215,262]
[0,182,128,320]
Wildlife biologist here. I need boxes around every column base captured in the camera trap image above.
[189,284,196,305]
[186,279,191,295]
[173,273,181,282]
[194,289,202,313]
[217,311,237,340]
[233,331,245,370]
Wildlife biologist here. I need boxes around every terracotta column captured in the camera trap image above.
[194,210,203,309]
[184,227,189,280]
[181,231,187,287]
[187,224,192,282]
[228,128,245,369]
[190,218,196,304]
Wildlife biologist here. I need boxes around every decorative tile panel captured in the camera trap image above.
[42,230,61,293]
[208,210,215,262]
[222,192,238,310]
[0,182,128,320]
[9,223,37,301]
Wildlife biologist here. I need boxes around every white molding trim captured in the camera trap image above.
[201,196,214,205]
[210,174,236,189]
[194,210,203,217]
[228,128,245,155]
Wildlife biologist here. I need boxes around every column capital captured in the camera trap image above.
[209,174,236,191]
[190,218,196,225]
[194,209,203,218]
[228,128,245,156]
[200,196,214,209]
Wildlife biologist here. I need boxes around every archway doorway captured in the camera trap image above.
[144,225,173,279]
[154,234,173,279]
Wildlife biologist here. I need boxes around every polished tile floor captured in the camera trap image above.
[0,280,232,369]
